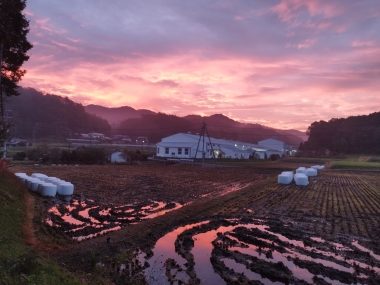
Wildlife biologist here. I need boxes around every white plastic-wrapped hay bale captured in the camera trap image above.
[24,176,35,187]
[26,178,37,191]
[31,173,48,179]
[20,175,32,184]
[296,167,307,175]
[29,178,45,192]
[45,177,63,185]
[306,168,318,177]
[38,183,57,197]
[277,171,294,185]
[15,173,29,183]
[57,181,74,196]
[294,173,309,186]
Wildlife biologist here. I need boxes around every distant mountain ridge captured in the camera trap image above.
[128,113,304,146]
[85,104,154,127]
[86,105,307,146]
[7,88,306,145]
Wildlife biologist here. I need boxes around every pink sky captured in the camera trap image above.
[21,0,380,131]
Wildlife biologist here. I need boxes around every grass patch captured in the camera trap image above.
[330,160,380,169]
[281,157,329,164]
[0,170,82,285]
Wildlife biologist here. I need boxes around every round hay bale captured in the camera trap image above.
[57,182,74,196]
[38,183,57,197]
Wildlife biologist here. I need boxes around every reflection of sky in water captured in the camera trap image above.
[46,200,182,241]
[144,220,379,285]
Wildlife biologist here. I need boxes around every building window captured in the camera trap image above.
[178,148,182,155]
[157,147,160,154]
[165,147,169,154]
[185,148,189,155]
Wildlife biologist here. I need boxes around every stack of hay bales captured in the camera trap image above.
[14,172,74,197]
[277,165,325,187]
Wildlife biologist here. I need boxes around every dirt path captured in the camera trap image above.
[23,190,38,247]
[22,190,61,252]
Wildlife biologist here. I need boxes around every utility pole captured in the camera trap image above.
[194,122,215,164]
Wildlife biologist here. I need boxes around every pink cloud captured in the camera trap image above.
[272,0,341,23]
[19,0,380,131]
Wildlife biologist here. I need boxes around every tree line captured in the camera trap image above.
[300,112,380,155]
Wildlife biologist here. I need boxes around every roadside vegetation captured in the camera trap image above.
[330,156,380,169]
[0,169,81,285]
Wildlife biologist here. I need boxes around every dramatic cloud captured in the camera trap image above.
[21,0,380,130]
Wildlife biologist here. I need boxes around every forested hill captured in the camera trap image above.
[6,88,111,139]
[6,87,305,146]
[118,113,304,146]
[300,112,380,154]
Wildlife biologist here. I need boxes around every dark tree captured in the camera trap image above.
[0,0,32,134]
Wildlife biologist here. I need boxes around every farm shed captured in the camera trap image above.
[156,133,271,160]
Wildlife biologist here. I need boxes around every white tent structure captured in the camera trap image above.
[110,151,127,164]
[156,133,270,160]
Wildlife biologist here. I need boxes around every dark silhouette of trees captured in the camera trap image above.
[0,0,32,141]
[300,112,380,154]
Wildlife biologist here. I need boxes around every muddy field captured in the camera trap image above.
[12,163,266,204]
[11,162,380,284]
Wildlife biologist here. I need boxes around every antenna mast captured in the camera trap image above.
[194,122,215,162]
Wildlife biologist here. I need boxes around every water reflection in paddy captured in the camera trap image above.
[45,199,183,241]
[142,219,380,285]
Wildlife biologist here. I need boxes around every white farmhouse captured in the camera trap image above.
[156,133,270,160]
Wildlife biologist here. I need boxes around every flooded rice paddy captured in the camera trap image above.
[45,199,182,241]
[141,218,380,285]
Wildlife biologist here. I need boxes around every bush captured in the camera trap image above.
[270,154,281,161]
[61,147,106,164]
[13,152,26,161]
[26,146,48,162]
[124,150,148,163]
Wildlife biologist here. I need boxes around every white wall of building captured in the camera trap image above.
[156,133,272,160]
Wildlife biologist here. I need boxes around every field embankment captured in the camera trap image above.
[0,169,82,285]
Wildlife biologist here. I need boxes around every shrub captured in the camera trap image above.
[270,154,281,161]
[13,152,26,161]
[124,150,148,163]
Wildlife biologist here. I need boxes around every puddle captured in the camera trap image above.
[144,221,209,285]
[221,258,283,285]
[142,219,380,285]
[45,199,183,241]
